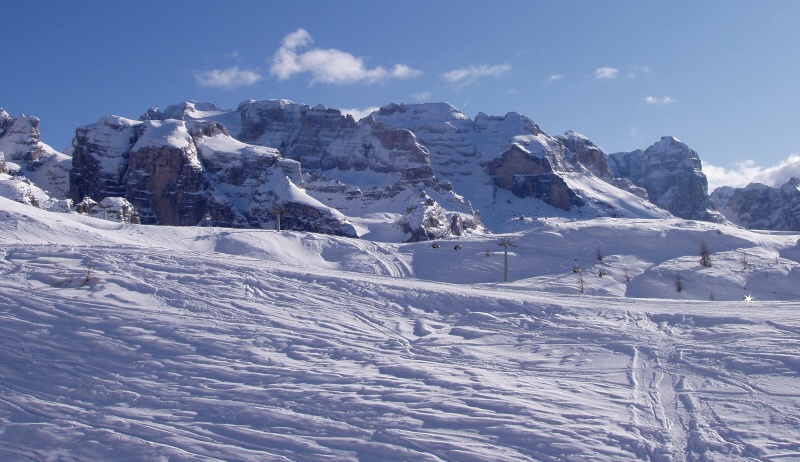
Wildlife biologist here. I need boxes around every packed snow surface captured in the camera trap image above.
[1,197,799,461]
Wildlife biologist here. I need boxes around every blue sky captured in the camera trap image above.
[3,1,800,189]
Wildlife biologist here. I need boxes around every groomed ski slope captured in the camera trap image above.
[1,197,799,461]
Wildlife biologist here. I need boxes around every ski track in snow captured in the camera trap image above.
[1,201,799,461]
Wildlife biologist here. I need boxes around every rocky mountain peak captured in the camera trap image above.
[140,101,229,122]
[781,176,800,193]
[0,112,46,165]
[609,137,717,221]
[556,131,612,178]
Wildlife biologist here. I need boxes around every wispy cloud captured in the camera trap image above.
[645,96,676,105]
[595,67,619,79]
[442,64,511,86]
[547,74,564,83]
[194,66,263,90]
[413,91,432,102]
[703,155,800,190]
[628,65,651,78]
[270,29,422,85]
[339,106,380,121]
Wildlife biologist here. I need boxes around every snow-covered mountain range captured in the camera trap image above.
[2,99,799,238]
[1,100,730,241]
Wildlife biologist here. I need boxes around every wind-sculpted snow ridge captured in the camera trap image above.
[1,197,800,461]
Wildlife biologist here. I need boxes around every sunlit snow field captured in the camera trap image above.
[1,197,799,461]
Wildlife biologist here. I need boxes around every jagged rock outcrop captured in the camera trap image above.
[486,144,584,210]
[0,109,71,198]
[0,109,48,167]
[69,115,356,236]
[75,196,140,224]
[0,151,6,174]
[396,190,481,242]
[557,131,649,201]
[609,137,720,221]
[557,131,611,178]
[710,178,800,231]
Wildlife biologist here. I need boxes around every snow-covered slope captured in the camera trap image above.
[1,197,799,461]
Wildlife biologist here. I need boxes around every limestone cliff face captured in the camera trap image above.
[557,131,611,178]
[70,116,146,204]
[710,178,800,231]
[371,103,586,212]
[232,100,476,240]
[69,115,356,236]
[237,100,434,183]
[124,121,209,225]
[486,145,583,211]
[609,137,720,221]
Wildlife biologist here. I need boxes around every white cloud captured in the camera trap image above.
[703,155,800,190]
[547,74,564,83]
[628,65,652,78]
[442,64,511,86]
[194,66,263,89]
[390,64,423,79]
[270,28,422,85]
[340,106,380,121]
[413,91,432,102]
[595,67,619,79]
[645,96,676,105]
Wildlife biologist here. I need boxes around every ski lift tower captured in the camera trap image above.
[272,203,285,231]
[498,237,517,282]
